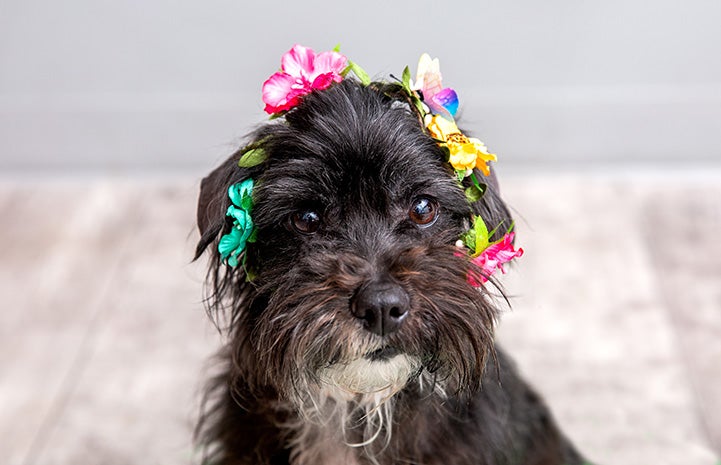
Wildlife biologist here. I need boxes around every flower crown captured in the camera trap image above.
[219,44,523,285]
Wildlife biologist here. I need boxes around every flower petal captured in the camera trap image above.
[415,53,443,98]
[479,233,523,270]
[469,138,497,176]
[467,232,523,286]
[425,114,459,141]
[310,72,338,91]
[431,88,459,118]
[448,144,478,171]
[227,178,254,207]
[263,73,295,113]
[262,72,301,114]
[281,44,316,79]
[226,205,247,226]
[312,51,347,80]
[475,158,493,176]
[218,228,241,260]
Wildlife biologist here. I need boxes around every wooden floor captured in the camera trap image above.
[1,172,720,465]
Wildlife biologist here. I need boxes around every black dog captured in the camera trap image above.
[194,79,589,465]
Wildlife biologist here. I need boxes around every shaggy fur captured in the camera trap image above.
[194,80,589,465]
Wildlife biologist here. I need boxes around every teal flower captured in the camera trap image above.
[218,179,255,267]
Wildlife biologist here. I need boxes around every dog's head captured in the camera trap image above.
[195,79,513,404]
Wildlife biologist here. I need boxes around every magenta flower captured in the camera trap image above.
[262,44,348,114]
[468,233,524,286]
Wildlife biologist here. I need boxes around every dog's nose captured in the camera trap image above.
[352,281,410,336]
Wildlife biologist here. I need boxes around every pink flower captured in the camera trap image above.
[468,233,524,286]
[262,45,348,114]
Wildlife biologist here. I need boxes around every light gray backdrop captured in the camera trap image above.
[1,0,720,174]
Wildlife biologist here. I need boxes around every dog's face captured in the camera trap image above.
[196,80,511,404]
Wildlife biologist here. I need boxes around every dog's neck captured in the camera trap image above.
[281,370,444,465]
[285,389,393,465]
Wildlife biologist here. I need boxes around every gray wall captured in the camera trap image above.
[1,0,720,174]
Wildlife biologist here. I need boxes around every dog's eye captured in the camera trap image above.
[409,197,438,227]
[291,210,321,234]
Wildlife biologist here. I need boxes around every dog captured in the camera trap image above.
[193,74,589,465]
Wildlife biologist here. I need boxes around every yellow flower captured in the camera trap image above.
[425,115,497,176]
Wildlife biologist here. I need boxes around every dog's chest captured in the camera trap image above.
[282,390,395,465]
[286,413,363,465]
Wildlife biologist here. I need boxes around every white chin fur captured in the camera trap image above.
[318,354,420,396]
[287,355,441,464]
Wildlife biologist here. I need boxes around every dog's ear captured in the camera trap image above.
[470,167,514,242]
[195,149,252,260]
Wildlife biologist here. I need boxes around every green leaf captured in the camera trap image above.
[505,220,516,235]
[469,172,487,197]
[245,267,257,282]
[465,185,484,203]
[461,230,475,250]
[240,192,253,211]
[399,65,427,116]
[238,148,267,168]
[472,216,491,255]
[332,43,341,52]
[413,98,425,115]
[487,223,502,243]
[345,60,371,85]
[247,227,258,244]
[402,66,411,90]
[242,253,257,282]
[461,215,492,255]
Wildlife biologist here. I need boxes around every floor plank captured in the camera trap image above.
[641,184,721,454]
[498,176,719,465]
[27,182,217,465]
[0,182,145,465]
